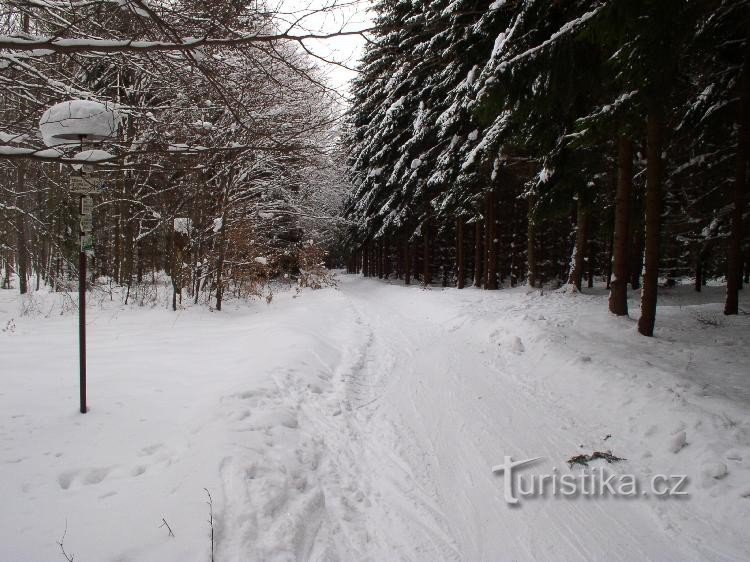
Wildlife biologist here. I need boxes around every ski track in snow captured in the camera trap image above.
[1,276,749,561]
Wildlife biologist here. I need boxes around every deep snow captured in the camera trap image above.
[1,276,749,561]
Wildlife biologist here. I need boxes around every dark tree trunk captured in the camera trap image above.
[695,259,703,292]
[568,199,589,291]
[396,242,403,279]
[136,240,144,283]
[423,221,432,286]
[404,240,411,285]
[214,181,229,311]
[630,225,644,290]
[609,136,633,315]
[485,190,498,290]
[474,220,483,287]
[527,196,537,288]
[457,218,465,289]
[638,106,665,337]
[377,239,383,279]
[214,221,226,311]
[725,34,750,315]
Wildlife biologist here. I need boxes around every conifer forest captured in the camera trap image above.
[342,0,750,336]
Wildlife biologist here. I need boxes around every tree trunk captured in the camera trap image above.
[474,220,483,287]
[15,162,28,294]
[567,199,589,291]
[214,181,230,311]
[695,259,703,292]
[404,240,411,285]
[725,33,750,315]
[638,105,665,336]
[485,190,498,290]
[377,239,383,279]
[609,135,633,315]
[423,221,432,286]
[630,225,644,290]
[527,196,537,288]
[214,220,226,311]
[396,242,403,279]
[457,218,465,289]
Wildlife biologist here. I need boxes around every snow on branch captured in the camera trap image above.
[0,29,373,54]
[497,7,603,72]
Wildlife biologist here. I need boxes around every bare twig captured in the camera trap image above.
[57,520,75,562]
[204,488,214,562]
[159,517,175,538]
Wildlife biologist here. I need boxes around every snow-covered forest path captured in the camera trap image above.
[2,276,749,561]
[283,276,749,562]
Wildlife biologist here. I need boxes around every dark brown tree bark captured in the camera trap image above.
[474,220,483,287]
[485,190,498,290]
[457,218,465,289]
[638,105,665,336]
[609,136,634,314]
[725,34,750,315]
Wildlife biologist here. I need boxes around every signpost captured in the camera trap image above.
[39,100,120,414]
[74,174,96,413]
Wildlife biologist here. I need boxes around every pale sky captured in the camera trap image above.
[273,0,374,94]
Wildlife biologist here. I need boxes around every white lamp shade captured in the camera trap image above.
[39,100,121,147]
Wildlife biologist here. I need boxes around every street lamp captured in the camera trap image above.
[39,100,121,414]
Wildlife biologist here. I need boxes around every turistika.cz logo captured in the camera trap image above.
[492,456,689,505]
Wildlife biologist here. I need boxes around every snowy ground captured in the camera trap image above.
[1,275,749,561]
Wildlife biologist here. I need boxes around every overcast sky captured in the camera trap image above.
[273,0,374,94]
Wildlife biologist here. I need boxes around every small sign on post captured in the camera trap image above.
[81,195,93,215]
[80,233,94,256]
[80,213,93,233]
[70,174,100,194]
